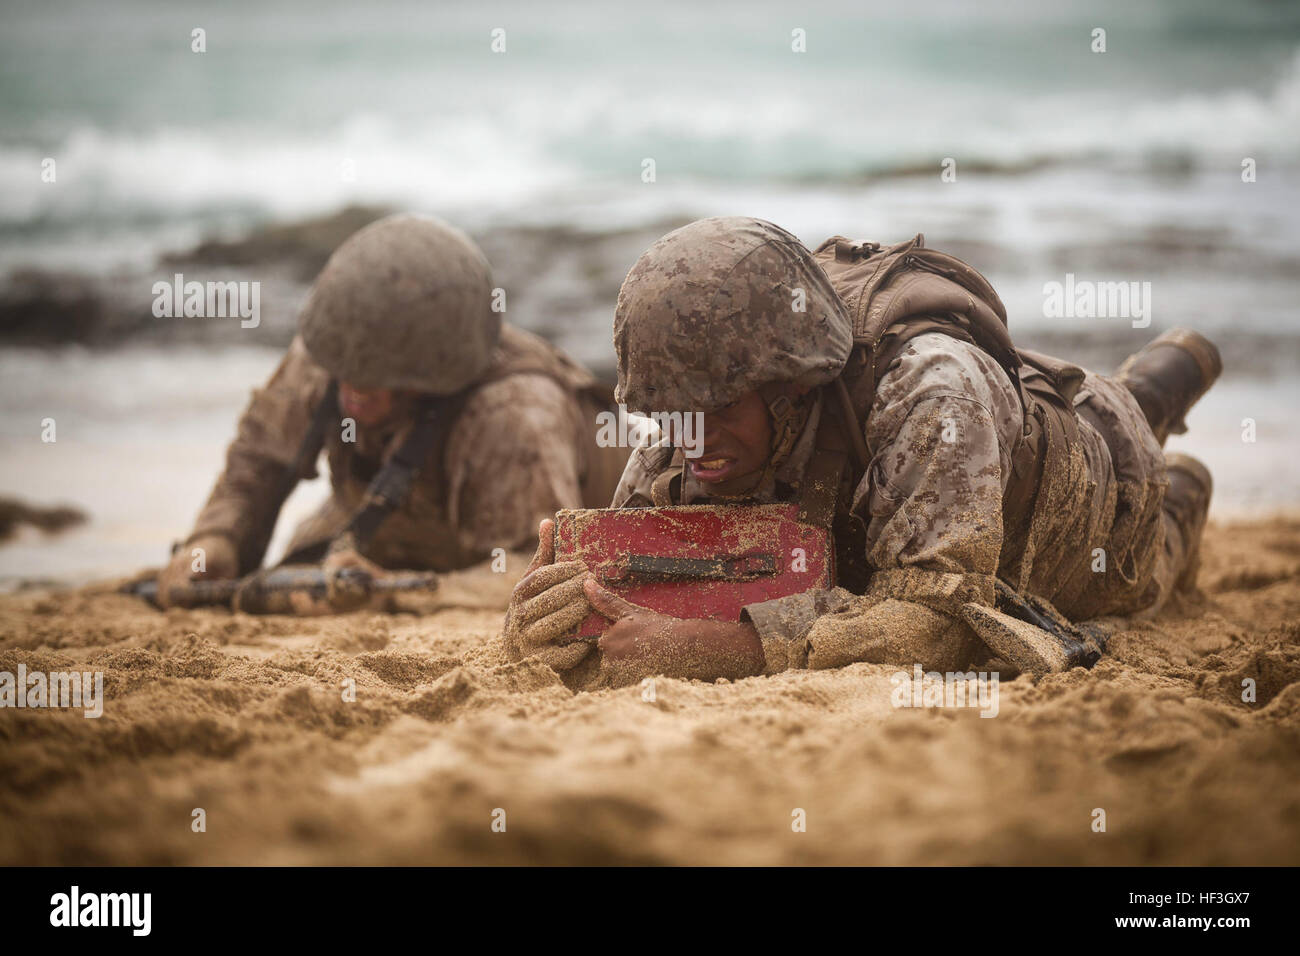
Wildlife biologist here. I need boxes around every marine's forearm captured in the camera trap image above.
[667,618,765,681]
[600,617,765,685]
[188,449,296,573]
[745,570,995,674]
[187,337,331,572]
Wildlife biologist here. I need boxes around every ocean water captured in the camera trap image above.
[1,0,1298,581]
[0,346,329,582]
[2,0,1299,267]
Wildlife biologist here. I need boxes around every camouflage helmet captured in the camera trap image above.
[614,217,853,412]
[299,213,498,394]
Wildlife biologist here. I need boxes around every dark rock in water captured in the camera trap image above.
[474,219,683,377]
[0,203,675,375]
[0,261,310,348]
[163,204,393,281]
[0,269,113,345]
[1,203,1296,388]
[0,497,88,543]
[0,206,396,348]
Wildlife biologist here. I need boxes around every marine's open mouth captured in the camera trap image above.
[688,456,737,482]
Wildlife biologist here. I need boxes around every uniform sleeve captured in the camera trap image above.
[744,334,1023,673]
[189,336,332,572]
[443,373,586,554]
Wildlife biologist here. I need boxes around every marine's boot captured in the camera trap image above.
[1163,452,1213,593]
[1114,328,1222,446]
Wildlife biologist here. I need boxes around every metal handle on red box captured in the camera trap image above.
[599,552,778,585]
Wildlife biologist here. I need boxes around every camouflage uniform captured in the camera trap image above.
[610,217,1206,675]
[174,213,627,579]
[187,324,627,574]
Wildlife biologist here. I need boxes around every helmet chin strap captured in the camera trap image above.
[695,383,807,500]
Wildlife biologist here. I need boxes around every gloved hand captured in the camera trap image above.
[503,519,594,672]
[156,534,239,608]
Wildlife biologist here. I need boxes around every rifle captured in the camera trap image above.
[960,579,1111,675]
[994,579,1109,667]
[122,565,439,614]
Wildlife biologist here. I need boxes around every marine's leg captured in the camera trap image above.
[1114,328,1222,446]
[1146,452,1214,613]
[1112,327,1220,613]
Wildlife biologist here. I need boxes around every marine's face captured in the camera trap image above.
[688,389,773,485]
[338,382,397,427]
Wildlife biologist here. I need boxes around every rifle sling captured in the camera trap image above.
[338,396,443,555]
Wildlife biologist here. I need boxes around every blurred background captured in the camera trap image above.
[2,0,1298,583]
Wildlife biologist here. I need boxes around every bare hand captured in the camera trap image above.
[156,534,238,608]
[584,578,765,686]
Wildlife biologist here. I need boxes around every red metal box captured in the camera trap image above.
[553,503,833,638]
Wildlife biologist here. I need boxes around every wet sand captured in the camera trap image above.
[1,517,1297,866]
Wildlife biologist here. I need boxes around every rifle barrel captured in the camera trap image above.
[123,567,438,610]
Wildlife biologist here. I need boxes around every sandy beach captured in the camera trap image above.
[1,0,1298,872]
[1,516,1296,866]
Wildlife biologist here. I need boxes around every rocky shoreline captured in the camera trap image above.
[0,206,680,378]
[6,204,1297,383]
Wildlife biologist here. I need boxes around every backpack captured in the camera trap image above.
[808,233,1088,594]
